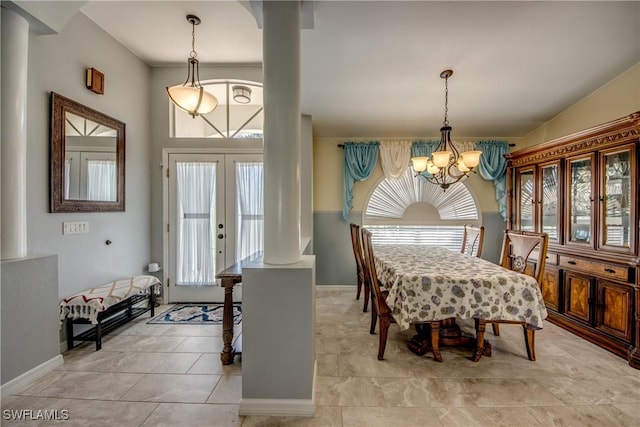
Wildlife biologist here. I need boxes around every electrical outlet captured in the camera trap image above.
[63,221,89,235]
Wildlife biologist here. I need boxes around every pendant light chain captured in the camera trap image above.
[190,19,197,59]
[443,74,449,126]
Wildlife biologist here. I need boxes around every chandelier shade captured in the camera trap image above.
[411,70,481,190]
[166,15,218,118]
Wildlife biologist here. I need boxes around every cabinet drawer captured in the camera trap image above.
[559,255,628,281]
[531,250,558,265]
[544,253,558,266]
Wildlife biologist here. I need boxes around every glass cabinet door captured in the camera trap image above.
[516,168,535,231]
[567,155,594,245]
[600,145,634,251]
[540,162,560,243]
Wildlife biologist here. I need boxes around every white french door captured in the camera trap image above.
[167,152,263,303]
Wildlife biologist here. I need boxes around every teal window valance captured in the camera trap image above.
[342,141,380,221]
[341,139,509,222]
[475,140,509,220]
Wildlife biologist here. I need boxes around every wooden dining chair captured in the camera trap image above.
[361,229,397,360]
[349,223,369,312]
[460,224,484,257]
[473,229,549,362]
[361,231,442,361]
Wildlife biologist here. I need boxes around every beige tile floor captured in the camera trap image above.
[3,287,640,426]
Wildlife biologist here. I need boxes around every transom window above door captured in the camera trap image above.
[170,80,263,139]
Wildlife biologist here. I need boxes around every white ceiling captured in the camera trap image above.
[80,1,640,138]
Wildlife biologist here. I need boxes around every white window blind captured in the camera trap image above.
[364,166,479,250]
[367,225,464,252]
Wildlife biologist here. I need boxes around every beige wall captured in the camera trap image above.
[521,63,640,148]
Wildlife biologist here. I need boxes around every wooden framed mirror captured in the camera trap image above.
[50,92,125,212]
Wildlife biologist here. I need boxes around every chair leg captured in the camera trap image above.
[370,300,378,334]
[377,316,391,360]
[356,276,362,300]
[492,323,500,336]
[523,325,536,361]
[363,282,370,312]
[429,321,443,362]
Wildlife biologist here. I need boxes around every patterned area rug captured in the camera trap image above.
[147,303,242,325]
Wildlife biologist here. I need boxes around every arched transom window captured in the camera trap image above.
[171,79,263,139]
[364,167,480,250]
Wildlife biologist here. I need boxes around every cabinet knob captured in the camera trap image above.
[567,260,577,265]
[604,268,615,274]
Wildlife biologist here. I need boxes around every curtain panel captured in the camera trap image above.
[475,140,509,220]
[379,141,412,179]
[176,162,217,285]
[235,162,264,262]
[342,141,380,221]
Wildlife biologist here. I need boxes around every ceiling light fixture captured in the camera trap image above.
[411,70,481,190]
[232,85,252,104]
[166,14,218,118]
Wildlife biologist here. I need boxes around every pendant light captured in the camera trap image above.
[166,15,218,118]
[411,70,482,190]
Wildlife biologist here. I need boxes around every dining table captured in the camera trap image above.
[373,244,548,361]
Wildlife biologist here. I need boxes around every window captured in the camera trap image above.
[364,167,480,251]
[170,80,263,138]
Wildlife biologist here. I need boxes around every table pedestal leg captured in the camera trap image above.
[439,318,473,346]
[410,318,491,362]
[220,281,235,365]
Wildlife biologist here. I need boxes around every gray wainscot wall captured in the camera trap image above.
[1,255,62,395]
[239,255,316,417]
[313,210,506,286]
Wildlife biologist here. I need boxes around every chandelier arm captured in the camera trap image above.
[193,58,202,89]
[445,164,470,180]
[449,140,461,158]
[180,58,192,86]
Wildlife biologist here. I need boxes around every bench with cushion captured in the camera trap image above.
[59,275,160,350]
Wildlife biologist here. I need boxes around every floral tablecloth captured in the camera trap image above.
[374,245,548,331]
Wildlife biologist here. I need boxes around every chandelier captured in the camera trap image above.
[166,15,218,118]
[411,70,481,190]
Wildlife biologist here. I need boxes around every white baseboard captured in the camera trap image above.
[1,355,63,398]
[239,360,317,417]
[315,284,353,291]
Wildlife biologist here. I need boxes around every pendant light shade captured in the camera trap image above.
[166,15,218,118]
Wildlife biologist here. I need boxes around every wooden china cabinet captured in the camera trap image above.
[506,112,640,369]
